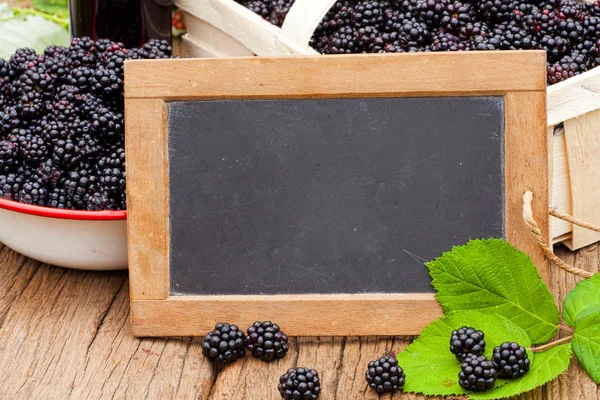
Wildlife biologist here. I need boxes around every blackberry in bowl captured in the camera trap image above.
[0,38,173,270]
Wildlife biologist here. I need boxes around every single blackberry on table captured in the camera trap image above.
[246,321,289,362]
[278,367,321,400]
[458,354,497,392]
[492,342,531,379]
[450,326,485,361]
[365,355,405,394]
[202,323,246,364]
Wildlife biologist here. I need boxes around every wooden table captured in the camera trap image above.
[0,244,596,399]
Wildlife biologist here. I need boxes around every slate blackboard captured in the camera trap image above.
[168,97,505,296]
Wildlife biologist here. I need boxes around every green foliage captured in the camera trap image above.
[0,3,70,60]
[32,0,69,20]
[397,310,530,396]
[563,272,600,326]
[469,344,572,399]
[426,239,560,344]
[572,311,600,384]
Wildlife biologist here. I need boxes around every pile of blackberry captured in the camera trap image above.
[234,0,296,27]
[0,38,172,210]
[241,0,600,85]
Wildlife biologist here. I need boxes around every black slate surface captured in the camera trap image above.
[167,97,505,295]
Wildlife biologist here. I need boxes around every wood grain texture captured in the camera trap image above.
[124,52,546,100]
[551,127,573,242]
[124,99,170,300]
[131,294,443,337]
[547,65,600,126]
[0,244,595,398]
[562,110,600,250]
[504,91,550,282]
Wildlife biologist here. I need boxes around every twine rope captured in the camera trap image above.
[549,208,600,233]
[522,191,593,279]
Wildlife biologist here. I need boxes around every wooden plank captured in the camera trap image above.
[130,294,443,337]
[547,65,600,126]
[562,110,600,250]
[175,0,316,56]
[125,99,170,300]
[124,52,547,100]
[551,127,573,241]
[504,92,549,281]
[0,244,595,398]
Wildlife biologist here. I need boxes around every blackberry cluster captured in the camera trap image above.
[235,0,296,27]
[201,323,247,365]
[230,0,600,85]
[449,327,532,393]
[365,355,406,394]
[278,367,321,400]
[492,341,531,379]
[450,326,486,361]
[458,354,498,392]
[246,321,289,362]
[0,38,173,210]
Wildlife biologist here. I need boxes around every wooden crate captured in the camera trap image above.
[175,0,600,250]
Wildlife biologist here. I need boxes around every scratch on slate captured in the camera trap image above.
[402,249,427,267]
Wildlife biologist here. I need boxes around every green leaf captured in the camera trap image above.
[397,310,531,396]
[426,239,560,344]
[563,273,600,326]
[572,311,600,384]
[32,0,69,20]
[469,344,572,399]
[0,6,70,60]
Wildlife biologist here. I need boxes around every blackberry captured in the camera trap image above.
[440,1,475,33]
[52,138,79,168]
[9,48,37,74]
[354,1,389,28]
[44,45,68,59]
[42,120,68,144]
[244,0,270,20]
[458,354,498,392]
[558,18,585,43]
[278,368,321,400]
[399,18,431,48]
[18,179,47,205]
[0,140,17,172]
[431,31,469,50]
[246,321,289,362]
[492,342,531,379]
[270,0,295,27]
[21,135,48,167]
[91,68,123,97]
[450,326,485,361]
[541,34,570,61]
[328,26,360,53]
[417,0,449,28]
[201,323,246,364]
[48,187,71,209]
[547,52,590,84]
[365,355,406,394]
[0,173,21,200]
[559,0,584,21]
[67,67,95,92]
[37,158,62,185]
[357,26,382,51]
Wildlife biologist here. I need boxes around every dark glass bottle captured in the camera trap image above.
[69,0,172,47]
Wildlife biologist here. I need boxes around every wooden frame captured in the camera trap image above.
[125,51,549,337]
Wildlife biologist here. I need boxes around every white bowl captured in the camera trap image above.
[0,198,127,270]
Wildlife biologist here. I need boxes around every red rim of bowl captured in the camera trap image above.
[0,198,127,221]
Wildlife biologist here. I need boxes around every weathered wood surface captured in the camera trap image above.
[0,243,596,399]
